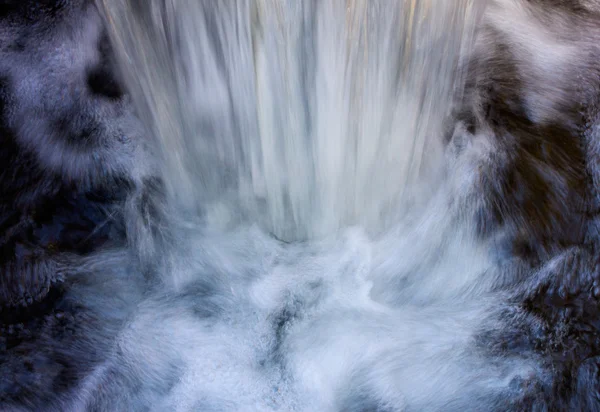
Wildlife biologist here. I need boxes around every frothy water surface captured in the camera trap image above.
[88,1,537,410]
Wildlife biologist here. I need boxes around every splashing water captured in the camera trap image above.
[83,1,538,410]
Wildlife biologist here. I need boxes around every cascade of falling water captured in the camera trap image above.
[78,2,547,411]
[101,0,483,240]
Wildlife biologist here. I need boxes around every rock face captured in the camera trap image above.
[2,0,600,410]
[0,1,146,409]
[0,0,140,307]
[447,1,600,408]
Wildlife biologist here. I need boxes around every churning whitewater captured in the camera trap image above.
[63,0,534,410]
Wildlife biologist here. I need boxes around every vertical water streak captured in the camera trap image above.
[101,0,484,240]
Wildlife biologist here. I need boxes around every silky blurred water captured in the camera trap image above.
[90,1,537,410]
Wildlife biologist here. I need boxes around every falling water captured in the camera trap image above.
[102,0,481,240]
[82,1,539,411]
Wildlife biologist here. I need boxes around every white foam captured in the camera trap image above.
[90,1,538,410]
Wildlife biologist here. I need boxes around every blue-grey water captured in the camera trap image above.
[87,1,538,410]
